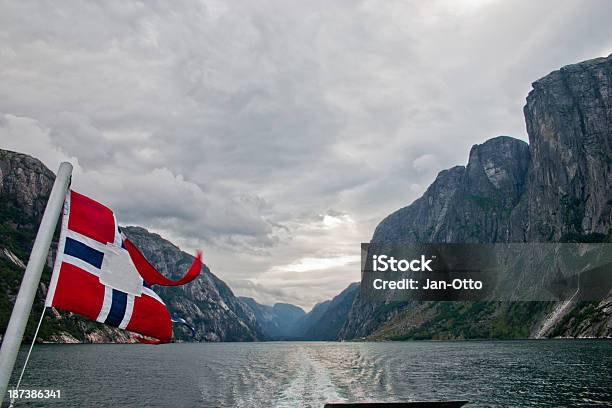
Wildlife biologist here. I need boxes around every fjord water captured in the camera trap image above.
[9,340,611,407]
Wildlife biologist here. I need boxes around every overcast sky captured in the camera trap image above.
[1,0,611,310]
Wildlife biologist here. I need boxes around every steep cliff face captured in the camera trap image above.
[239,297,305,339]
[524,56,612,241]
[341,54,612,340]
[372,136,530,244]
[522,56,612,337]
[0,149,263,343]
[0,150,55,219]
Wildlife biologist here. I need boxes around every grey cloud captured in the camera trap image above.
[1,0,611,308]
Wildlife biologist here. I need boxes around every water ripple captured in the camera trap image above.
[8,340,612,407]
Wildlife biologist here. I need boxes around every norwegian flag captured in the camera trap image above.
[45,191,201,343]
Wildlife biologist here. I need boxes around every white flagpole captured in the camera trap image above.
[0,162,73,401]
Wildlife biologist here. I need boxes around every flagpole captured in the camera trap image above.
[0,161,73,401]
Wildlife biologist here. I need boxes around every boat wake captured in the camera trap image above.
[273,347,344,408]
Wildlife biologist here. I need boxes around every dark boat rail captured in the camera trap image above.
[324,402,469,408]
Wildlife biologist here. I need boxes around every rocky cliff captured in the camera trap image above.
[0,149,263,342]
[339,54,612,340]
[524,56,612,241]
[372,136,530,244]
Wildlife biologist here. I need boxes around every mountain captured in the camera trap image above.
[524,55,612,242]
[122,227,263,342]
[0,149,263,342]
[292,299,331,337]
[239,297,305,339]
[297,282,359,340]
[372,136,530,244]
[338,54,612,340]
[240,282,360,341]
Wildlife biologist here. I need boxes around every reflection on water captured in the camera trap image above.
[7,340,612,407]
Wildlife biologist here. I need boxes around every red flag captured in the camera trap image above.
[45,191,201,343]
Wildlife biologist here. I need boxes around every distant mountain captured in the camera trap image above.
[239,297,305,339]
[293,300,331,338]
[240,283,360,341]
[338,54,612,341]
[0,149,263,342]
[297,283,359,340]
